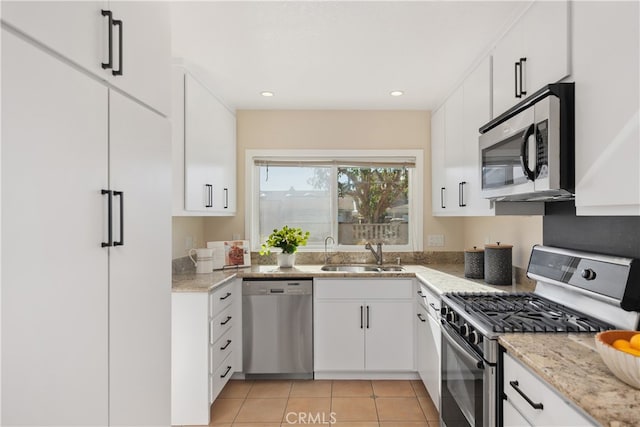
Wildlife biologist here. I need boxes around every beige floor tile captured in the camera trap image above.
[331,397,378,422]
[235,398,288,423]
[210,398,243,424]
[328,423,379,427]
[380,423,429,426]
[372,380,415,397]
[427,420,440,427]
[218,380,254,399]
[233,424,281,427]
[332,380,374,397]
[375,397,426,422]
[290,380,332,397]
[285,397,332,414]
[417,397,439,421]
[410,380,428,397]
[247,380,292,398]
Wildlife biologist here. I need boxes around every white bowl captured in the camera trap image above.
[594,330,640,389]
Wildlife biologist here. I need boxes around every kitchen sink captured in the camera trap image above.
[320,264,405,272]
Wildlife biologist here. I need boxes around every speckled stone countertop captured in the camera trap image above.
[500,333,640,427]
[171,263,527,294]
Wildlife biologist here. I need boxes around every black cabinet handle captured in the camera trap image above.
[220,366,232,378]
[519,58,527,97]
[366,305,370,329]
[514,61,520,98]
[458,181,467,207]
[224,188,229,209]
[101,189,113,247]
[112,19,123,76]
[113,191,124,246]
[417,313,426,322]
[220,316,232,326]
[220,292,232,301]
[205,184,213,207]
[417,290,424,297]
[101,10,113,70]
[220,339,232,350]
[440,187,446,209]
[429,302,439,313]
[360,306,363,329]
[509,381,544,410]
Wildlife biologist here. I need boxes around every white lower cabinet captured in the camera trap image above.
[416,283,441,408]
[502,352,595,426]
[314,278,414,376]
[2,27,170,426]
[171,279,241,426]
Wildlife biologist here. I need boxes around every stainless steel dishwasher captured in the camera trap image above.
[242,279,313,379]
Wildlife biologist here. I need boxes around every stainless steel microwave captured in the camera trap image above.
[479,83,574,201]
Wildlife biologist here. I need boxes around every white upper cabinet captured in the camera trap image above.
[431,57,493,217]
[492,0,569,116]
[571,1,640,215]
[1,1,170,115]
[173,67,237,216]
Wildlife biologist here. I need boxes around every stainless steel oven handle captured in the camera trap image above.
[441,321,484,369]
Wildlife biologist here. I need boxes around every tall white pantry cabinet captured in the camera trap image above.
[1,3,171,426]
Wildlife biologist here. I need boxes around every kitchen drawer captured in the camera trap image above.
[210,305,234,345]
[211,352,234,402]
[210,281,234,318]
[210,328,234,374]
[503,353,594,426]
[419,284,441,321]
[315,278,413,300]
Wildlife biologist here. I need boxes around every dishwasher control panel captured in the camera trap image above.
[242,279,313,296]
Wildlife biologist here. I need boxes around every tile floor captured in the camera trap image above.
[207,379,440,427]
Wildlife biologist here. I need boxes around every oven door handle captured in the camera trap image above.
[441,321,484,370]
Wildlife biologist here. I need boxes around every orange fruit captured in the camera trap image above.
[619,346,640,357]
[613,339,631,350]
[629,333,640,351]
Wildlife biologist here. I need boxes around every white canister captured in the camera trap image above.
[188,248,215,274]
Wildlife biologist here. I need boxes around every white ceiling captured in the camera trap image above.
[170,1,531,110]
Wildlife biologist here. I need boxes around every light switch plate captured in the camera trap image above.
[427,234,445,247]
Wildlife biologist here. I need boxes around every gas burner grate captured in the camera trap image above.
[446,292,614,333]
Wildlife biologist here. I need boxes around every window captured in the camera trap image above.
[248,150,423,252]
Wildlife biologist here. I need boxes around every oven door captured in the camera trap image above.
[440,322,495,427]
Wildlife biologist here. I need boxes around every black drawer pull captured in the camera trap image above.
[429,302,439,313]
[112,19,123,76]
[219,292,232,301]
[417,313,426,322]
[509,380,544,410]
[220,366,232,378]
[220,316,232,326]
[220,339,232,350]
[101,10,113,69]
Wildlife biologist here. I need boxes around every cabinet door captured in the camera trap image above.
[108,91,171,426]
[365,301,414,371]
[108,1,171,115]
[1,1,108,79]
[1,29,109,426]
[314,300,365,371]
[416,305,430,383]
[572,1,640,215]
[461,57,493,216]
[503,398,532,427]
[425,314,442,408]
[431,107,447,215]
[184,73,236,214]
[492,20,524,116]
[444,86,465,215]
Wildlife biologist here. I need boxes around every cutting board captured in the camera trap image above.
[207,240,251,270]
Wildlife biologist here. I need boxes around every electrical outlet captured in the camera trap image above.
[427,234,445,247]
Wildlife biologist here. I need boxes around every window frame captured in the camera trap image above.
[246,149,424,252]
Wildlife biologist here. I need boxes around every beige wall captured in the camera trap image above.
[173,110,542,267]
[171,216,205,259]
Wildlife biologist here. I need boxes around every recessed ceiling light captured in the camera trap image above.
[390,90,404,97]
[261,91,274,97]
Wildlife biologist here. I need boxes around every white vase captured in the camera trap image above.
[277,252,296,268]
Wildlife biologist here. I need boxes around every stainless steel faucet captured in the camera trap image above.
[324,236,335,264]
[365,242,383,265]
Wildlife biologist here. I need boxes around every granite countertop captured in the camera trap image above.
[500,333,640,427]
[171,263,518,294]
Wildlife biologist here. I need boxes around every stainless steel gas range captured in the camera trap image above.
[439,245,640,427]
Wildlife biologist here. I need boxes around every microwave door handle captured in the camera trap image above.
[520,124,536,181]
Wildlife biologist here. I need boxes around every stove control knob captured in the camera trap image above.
[469,330,480,345]
[460,323,471,337]
[440,306,449,317]
[581,268,597,281]
[446,311,457,323]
